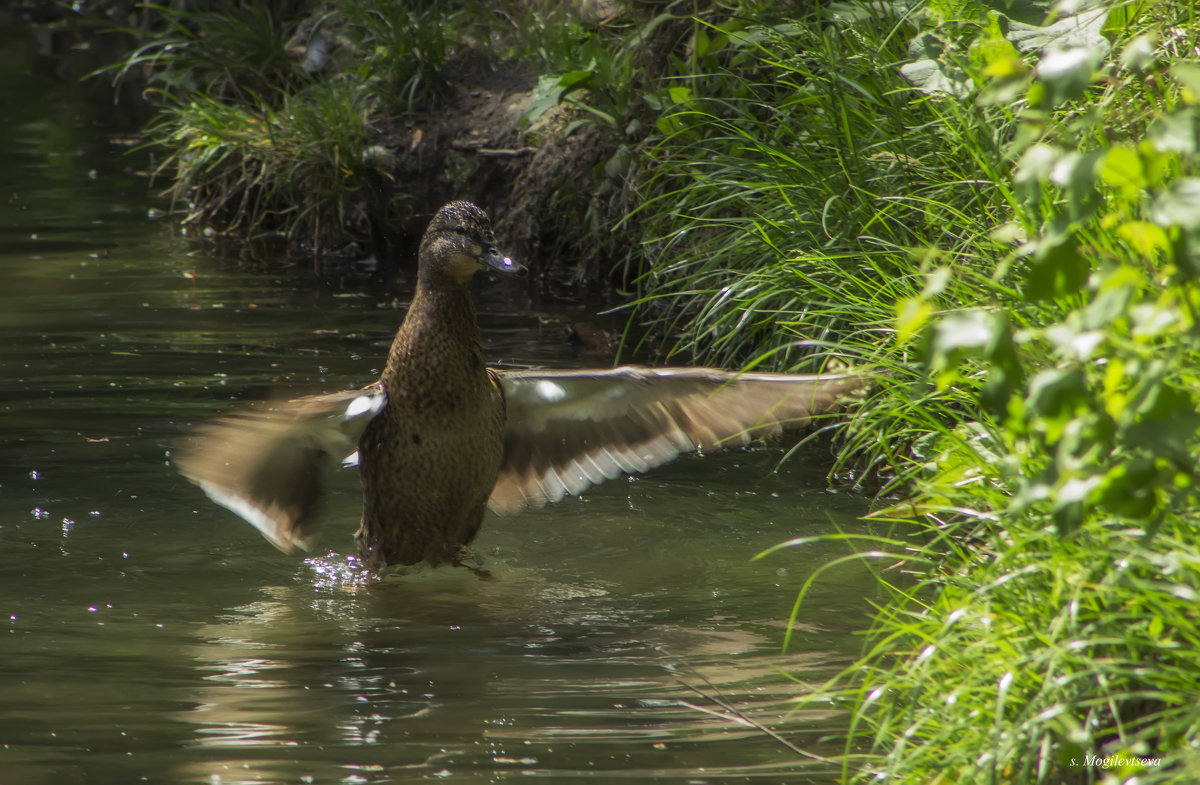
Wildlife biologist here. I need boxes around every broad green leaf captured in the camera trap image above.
[1096,459,1159,518]
[1173,63,1200,104]
[1120,33,1157,72]
[970,20,1027,81]
[1034,45,1104,106]
[1148,111,1197,156]
[827,0,921,24]
[1014,143,1062,186]
[1026,366,1087,420]
[667,86,693,105]
[1129,302,1178,338]
[520,73,571,128]
[1024,237,1088,301]
[933,309,999,354]
[1046,323,1103,360]
[902,32,971,98]
[557,69,596,91]
[1097,147,1145,202]
[985,0,1056,25]
[896,297,934,344]
[1082,269,1136,330]
[1127,418,1200,470]
[923,266,952,297]
[1007,7,1110,56]
[1056,474,1102,506]
[1116,221,1169,259]
[1152,178,1200,230]
[900,59,972,98]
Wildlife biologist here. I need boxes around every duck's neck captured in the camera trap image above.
[381,283,486,388]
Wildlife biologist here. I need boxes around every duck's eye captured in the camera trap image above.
[452,226,470,236]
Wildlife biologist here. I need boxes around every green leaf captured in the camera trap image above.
[901,58,972,98]
[903,32,971,97]
[1024,237,1089,301]
[1134,375,1192,421]
[925,309,1002,390]
[1148,111,1198,156]
[972,31,1025,80]
[1116,221,1170,259]
[1014,143,1062,185]
[1172,63,1200,103]
[1097,147,1146,202]
[1026,366,1087,420]
[1034,45,1104,106]
[1051,150,1104,221]
[520,73,569,128]
[1127,415,1200,470]
[1082,266,1137,330]
[1046,323,1103,361]
[1129,301,1178,338]
[827,0,921,24]
[1096,459,1159,518]
[1056,473,1102,506]
[1120,33,1157,72]
[896,297,935,344]
[1152,178,1200,230]
[985,0,1055,25]
[557,69,596,92]
[519,68,600,129]
[932,309,998,355]
[1051,472,1100,534]
[1007,7,1110,56]
[667,86,693,105]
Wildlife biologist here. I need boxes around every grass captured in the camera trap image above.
[145,77,386,252]
[101,0,503,255]
[623,1,1200,782]
[109,3,308,101]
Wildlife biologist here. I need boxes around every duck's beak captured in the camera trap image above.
[483,246,525,276]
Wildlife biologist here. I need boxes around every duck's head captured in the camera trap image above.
[418,201,524,288]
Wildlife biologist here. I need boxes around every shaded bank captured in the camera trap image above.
[77,0,676,288]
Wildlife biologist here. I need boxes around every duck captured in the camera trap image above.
[174,201,867,573]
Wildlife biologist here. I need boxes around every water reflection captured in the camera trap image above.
[169,545,857,783]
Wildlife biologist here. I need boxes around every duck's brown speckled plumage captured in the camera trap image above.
[175,201,871,576]
[356,213,508,567]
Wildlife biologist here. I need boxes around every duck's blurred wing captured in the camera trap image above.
[174,384,386,552]
[489,366,866,513]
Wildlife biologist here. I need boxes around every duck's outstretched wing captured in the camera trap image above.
[489,366,867,513]
[174,384,386,552]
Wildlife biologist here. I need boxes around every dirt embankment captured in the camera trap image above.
[362,66,631,292]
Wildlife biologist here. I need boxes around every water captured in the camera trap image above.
[0,19,876,785]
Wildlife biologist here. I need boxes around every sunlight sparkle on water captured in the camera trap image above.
[304,553,371,590]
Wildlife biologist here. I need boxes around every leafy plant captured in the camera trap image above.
[341,0,457,112]
[521,9,683,137]
[621,0,1200,781]
[149,77,387,252]
[105,2,309,101]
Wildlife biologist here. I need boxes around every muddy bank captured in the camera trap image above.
[368,68,631,294]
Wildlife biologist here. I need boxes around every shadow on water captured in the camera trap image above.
[0,13,878,785]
